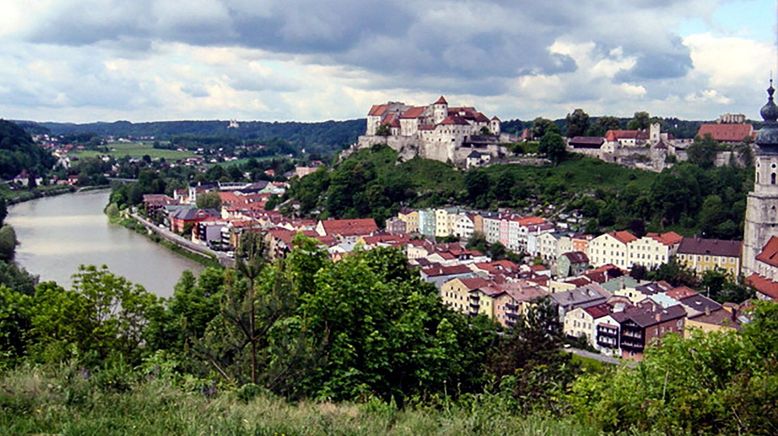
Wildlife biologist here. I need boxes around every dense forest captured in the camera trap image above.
[284,144,751,239]
[1,233,776,434]
[0,120,55,180]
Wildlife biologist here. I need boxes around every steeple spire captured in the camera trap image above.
[761,78,778,123]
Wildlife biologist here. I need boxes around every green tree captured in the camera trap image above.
[539,132,567,165]
[565,108,590,138]
[30,266,163,365]
[490,297,575,413]
[586,116,621,136]
[196,191,222,210]
[626,111,650,130]
[687,133,719,169]
[531,117,559,139]
[699,194,726,236]
[465,169,490,205]
[0,285,32,363]
[0,225,17,262]
[375,124,391,137]
[0,196,7,226]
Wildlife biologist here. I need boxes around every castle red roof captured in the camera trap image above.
[605,130,648,141]
[696,123,753,143]
[756,236,778,267]
[368,104,389,116]
[440,115,470,126]
[434,96,448,105]
[400,106,426,119]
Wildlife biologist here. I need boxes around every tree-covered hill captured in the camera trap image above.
[21,119,365,156]
[0,119,55,180]
[284,145,751,238]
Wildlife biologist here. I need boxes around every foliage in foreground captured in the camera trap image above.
[0,364,604,436]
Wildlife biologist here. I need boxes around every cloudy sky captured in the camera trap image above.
[0,0,775,123]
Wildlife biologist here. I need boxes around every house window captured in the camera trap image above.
[772,173,776,185]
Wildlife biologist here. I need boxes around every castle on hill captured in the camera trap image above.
[355,96,511,167]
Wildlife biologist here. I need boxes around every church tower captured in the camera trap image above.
[742,80,778,275]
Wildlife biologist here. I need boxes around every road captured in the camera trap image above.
[130,212,235,268]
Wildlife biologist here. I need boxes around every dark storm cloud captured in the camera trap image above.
[21,0,700,97]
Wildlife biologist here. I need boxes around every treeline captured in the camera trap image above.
[1,235,776,434]
[27,119,365,156]
[0,120,55,180]
[499,114,707,139]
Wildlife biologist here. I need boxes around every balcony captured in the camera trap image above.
[506,312,519,319]
[505,303,518,311]
[469,302,480,309]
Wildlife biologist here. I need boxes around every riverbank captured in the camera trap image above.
[1,185,76,205]
[109,209,223,269]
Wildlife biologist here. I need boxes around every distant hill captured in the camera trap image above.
[0,120,55,180]
[19,119,366,156]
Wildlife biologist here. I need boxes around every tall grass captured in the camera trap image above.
[0,365,608,435]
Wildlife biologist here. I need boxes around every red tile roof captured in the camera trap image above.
[747,273,778,300]
[609,230,638,244]
[440,115,470,126]
[696,123,753,143]
[434,96,448,105]
[605,130,648,141]
[561,251,589,264]
[368,104,389,116]
[516,216,547,226]
[320,218,378,237]
[460,277,491,290]
[400,106,426,119]
[584,303,612,319]
[645,231,683,246]
[756,236,778,267]
[422,264,472,277]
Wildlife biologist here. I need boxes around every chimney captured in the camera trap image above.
[704,306,711,316]
[731,308,737,322]
[655,312,661,322]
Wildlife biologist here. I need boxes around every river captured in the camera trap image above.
[7,190,203,297]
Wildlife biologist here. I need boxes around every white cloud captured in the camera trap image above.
[0,0,773,123]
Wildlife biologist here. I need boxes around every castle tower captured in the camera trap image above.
[433,96,448,125]
[649,122,661,144]
[743,80,778,275]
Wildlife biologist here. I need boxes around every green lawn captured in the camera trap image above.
[72,142,196,161]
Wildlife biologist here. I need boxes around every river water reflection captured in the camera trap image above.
[7,190,202,297]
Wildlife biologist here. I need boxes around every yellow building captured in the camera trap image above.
[684,309,741,337]
[397,209,419,234]
[676,237,742,276]
[440,277,490,314]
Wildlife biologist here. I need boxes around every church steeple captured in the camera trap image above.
[757,79,778,151]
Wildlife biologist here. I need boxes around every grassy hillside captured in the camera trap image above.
[0,366,600,436]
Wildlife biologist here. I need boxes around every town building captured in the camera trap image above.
[627,232,683,269]
[677,237,742,276]
[589,231,638,269]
